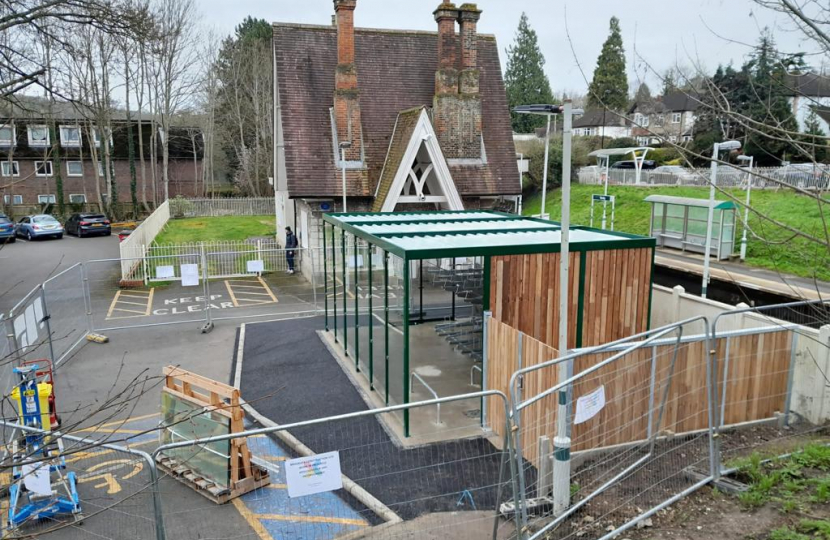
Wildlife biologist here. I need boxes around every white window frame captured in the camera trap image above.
[91,127,112,147]
[634,113,643,125]
[66,161,84,177]
[38,194,56,204]
[97,161,105,177]
[28,124,50,147]
[68,193,87,204]
[1,160,19,177]
[34,160,53,177]
[3,194,23,205]
[0,124,15,146]
[642,115,650,127]
[672,112,682,124]
[636,136,649,146]
[669,135,678,143]
[59,125,82,147]
[682,135,693,143]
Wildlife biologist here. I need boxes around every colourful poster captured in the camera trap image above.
[285,451,343,498]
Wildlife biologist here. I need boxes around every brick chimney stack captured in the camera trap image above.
[433,2,482,160]
[333,0,362,162]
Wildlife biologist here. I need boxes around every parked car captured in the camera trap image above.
[15,214,64,240]
[774,163,830,189]
[65,213,111,238]
[0,213,15,243]
[611,160,657,170]
[652,165,701,185]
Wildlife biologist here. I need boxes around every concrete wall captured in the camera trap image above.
[651,284,830,424]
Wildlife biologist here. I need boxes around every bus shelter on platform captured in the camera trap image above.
[321,211,656,436]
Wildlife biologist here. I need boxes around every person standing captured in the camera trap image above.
[285,226,298,274]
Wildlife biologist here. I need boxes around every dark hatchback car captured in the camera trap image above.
[65,213,112,238]
[0,213,14,243]
[611,160,657,170]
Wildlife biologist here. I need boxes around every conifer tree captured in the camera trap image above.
[587,17,628,111]
[504,12,554,133]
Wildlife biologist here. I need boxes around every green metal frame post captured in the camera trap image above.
[342,229,348,356]
[332,224,337,342]
[368,243,373,389]
[576,251,587,348]
[403,259,411,437]
[323,222,328,332]
[384,251,390,405]
[418,259,424,323]
[354,237,360,371]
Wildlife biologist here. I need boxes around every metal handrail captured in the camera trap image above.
[409,373,441,425]
[470,364,482,387]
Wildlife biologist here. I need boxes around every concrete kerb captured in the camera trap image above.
[232,322,404,526]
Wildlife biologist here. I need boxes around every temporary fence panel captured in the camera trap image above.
[578,165,830,190]
[5,285,53,365]
[42,263,91,367]
[154,392,520,540]
[119,199,170,281]
[0,314,14,397]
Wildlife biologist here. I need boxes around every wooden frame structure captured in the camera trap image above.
[156,366,269,503]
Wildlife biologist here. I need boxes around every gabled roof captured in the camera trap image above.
[573,109,630,128]
[629,91,701,114]
[273,23,520,199]
[373,107,421,212]
[785,72,830,98]
[645,195,737,209]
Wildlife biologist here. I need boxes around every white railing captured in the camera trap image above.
[578,165,830,190]
[119,200,170,281]
[178,197,275,217]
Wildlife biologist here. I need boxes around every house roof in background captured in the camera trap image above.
[785,72,830,98]
[272,23,521,199]
[573,109,630,128]
[661,92,701,112]
[372,107,422,212]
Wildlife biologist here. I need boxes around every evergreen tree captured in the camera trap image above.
[662,69,677,96]
[587,17,628,111]
[635,82,652,104]
[504,12,554,133]
[803,110,828,163]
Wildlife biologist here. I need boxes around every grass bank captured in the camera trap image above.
[153,215,275,244]
[522,185,830,281]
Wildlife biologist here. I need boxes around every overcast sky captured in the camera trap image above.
[199,0,821,94]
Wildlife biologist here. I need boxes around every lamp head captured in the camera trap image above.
[512,104,563,116]
[718,140,741,151]
[737,155,752,162]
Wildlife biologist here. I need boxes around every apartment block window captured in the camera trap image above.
[97,161,105,177]
[28,125,50,147]
[69,194,87,203]
[672,113,682,124]
[0,124,15,146]
[60,126,82,147]
[682,135,693,142]
[34,160,53,177]
[38,194,56,204]
[669,135,678,143]
[1,161,19,177]
[4,194,23,205]
[91,127,112,147]
[67,161,84,177]
[636,136,650,146]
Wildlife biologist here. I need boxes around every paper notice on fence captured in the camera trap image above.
[22,462,51,497]
[156,265,175,279]
[285,451,343,498]
[574,385,605,425]
[180,264,200,287]
[247,259,264,273]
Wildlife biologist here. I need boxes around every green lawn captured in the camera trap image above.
[153,215,275,244]
[522,185,830,281]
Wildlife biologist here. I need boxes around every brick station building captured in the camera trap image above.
[272,0,521,248]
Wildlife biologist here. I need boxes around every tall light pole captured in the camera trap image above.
[512,105,558,219]
[737,154,754,262]
[702,140,741,298]
[339,141,351,213]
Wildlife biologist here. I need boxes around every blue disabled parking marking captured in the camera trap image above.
[239,434,368,538]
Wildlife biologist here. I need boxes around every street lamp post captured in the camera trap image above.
[702,140,741,298]
[737,154,754,262]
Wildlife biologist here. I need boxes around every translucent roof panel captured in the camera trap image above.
[323,210,655,259]
[645,195,737,209]
[361,219,559,235]
[333,211,505,223]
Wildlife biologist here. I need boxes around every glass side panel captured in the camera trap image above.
[688,206,708,220]
[387,253,405,412]
[665,217,685,234]
[666,204,686,218]
[159,391,231,488]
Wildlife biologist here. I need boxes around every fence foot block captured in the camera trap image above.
[200,322,214,334]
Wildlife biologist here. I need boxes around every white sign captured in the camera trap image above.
[247,259,264,273]
[156,265,175,279]
[347,255,364,268]
[180,264,200,287]
[22,462,52,497]
[285,451,343,498]
[574,385,606,425]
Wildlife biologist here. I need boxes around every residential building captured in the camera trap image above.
[785,72,830,133]
[0,103,203,213]
[572,109,630,139]
[628,92,699,145]
[272,0,521,249]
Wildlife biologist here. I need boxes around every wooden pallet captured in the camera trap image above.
[156,454,270,504]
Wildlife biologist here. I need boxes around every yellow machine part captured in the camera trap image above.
[10,383,53,432]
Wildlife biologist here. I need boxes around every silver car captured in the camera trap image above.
[15,214,64,240]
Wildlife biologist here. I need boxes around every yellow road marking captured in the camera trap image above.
[107,288,153,320]
[256,514,367,527]
[235,291,273,296]
[235,299,273,305]
[231,498,275,540]
[97,412,159,429]
[225,280,241,307]
[112,307,147,315]
[145,287,155,315]
[106,290,123,319]
[116,300,150,306]
[259,455,286,462]
[63,439,156,465]
[257,276,278,302]
[265,483,287,489]
[73,427,145,434]
[78,459,144,495]
[232,284,269,290]
[334,276,356,299]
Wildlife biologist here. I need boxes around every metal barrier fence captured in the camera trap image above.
[178,197,275,217]
[578,165,830,190]
[42,263,90,366]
